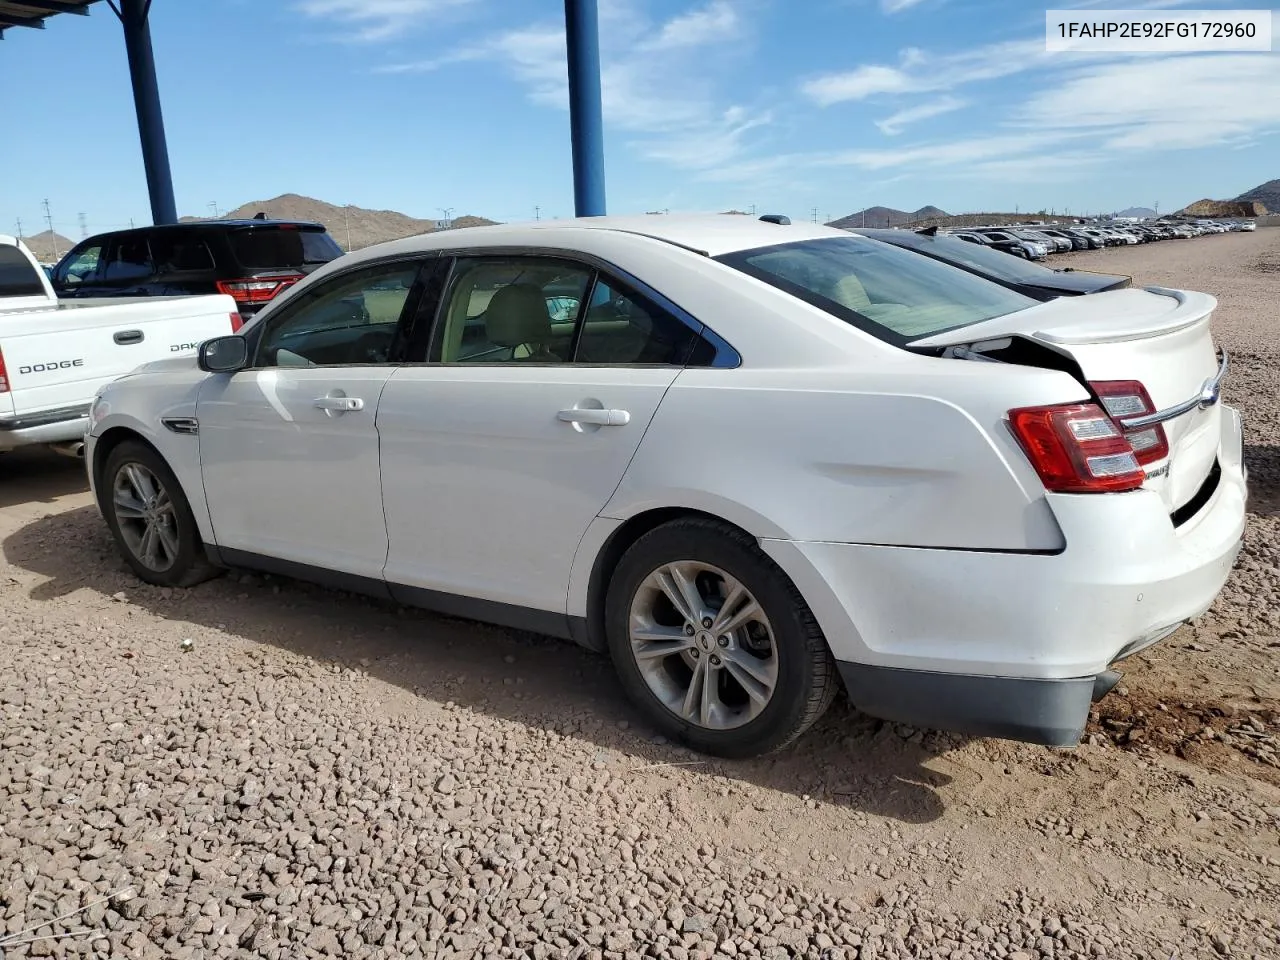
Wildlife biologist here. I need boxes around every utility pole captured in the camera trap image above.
[42,199,60,259]
[535,205,541,221]
[811,207,819,224]
[1154,200,1159,216]
[439,208,454,229]
[208,201,220,218]
[749,203,756,216]
[343,204,352,250]
[78,213,88,239]
[14,217,22,241]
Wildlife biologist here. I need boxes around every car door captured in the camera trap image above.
[377,254,718,624]
[196,256,429,580]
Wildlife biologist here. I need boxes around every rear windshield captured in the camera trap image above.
[872,231,1068,285]
[0,245,46,298]
[716,236,1036,343]
[229,226,343,270]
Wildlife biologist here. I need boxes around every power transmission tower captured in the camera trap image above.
[42,199,60,259]
[439,208,454,229]
[78,213,88,239]
[208,201,220,218]
[14,217,23,241]
[811,207,819,223]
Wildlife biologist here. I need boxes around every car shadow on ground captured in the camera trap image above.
[1243,443,1279,518]
[4,504,960,825]
[0,448,88,509]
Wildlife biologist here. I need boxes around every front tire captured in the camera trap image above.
[605,518,838,758]
[99,440,218,588]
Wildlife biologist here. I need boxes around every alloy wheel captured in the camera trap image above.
[627,561,779,730]
[112,462,181,572]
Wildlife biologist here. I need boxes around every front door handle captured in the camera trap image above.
[557,407,630,426]
[314,396,365,412]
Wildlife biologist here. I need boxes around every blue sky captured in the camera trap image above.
[2,0,1277,236]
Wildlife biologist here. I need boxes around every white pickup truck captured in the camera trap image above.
[0,233,240,456]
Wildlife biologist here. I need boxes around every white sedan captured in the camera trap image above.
[85,215,1246,758]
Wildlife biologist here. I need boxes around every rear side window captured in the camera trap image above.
[229,227,343,270]
[151,233,216,272]
[101,237,154,283]
[0,246,46,297]
[717,236,1036,344]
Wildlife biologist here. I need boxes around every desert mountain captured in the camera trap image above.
[184,194,499,251]
[826,205,949,228]
[1233,178,1278,213]
[1116,207,1157,218]
[15,230,76,263]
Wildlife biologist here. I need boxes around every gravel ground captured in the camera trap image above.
[1,230,1279,960]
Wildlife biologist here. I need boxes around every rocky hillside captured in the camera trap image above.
[14,230,75,263]
[1233,178,1279,213]
[1181,199,1267,217]
[827,205,949,228]
[185,194,499,251]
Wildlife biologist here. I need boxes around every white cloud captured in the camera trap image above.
[875,95,967,135]
[648,1,739,49]
[295,0,475,41]
[1017,54,1280,151]
[379,1,768,171]
[802,39,1048,105]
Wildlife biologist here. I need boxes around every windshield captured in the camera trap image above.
[864,231,1070,285]
[229,226,343,270]
[716,236,1036,343]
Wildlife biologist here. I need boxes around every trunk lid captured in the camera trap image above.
[910,286,1223,512]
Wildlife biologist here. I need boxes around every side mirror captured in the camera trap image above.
[198,336,249,373]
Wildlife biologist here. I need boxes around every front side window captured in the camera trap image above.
[255,261,421,368]
[56,243,103,286]
[0,246,47,297]
[717,236,1036,343]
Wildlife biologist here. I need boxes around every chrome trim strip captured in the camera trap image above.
[1119,350,1227,430]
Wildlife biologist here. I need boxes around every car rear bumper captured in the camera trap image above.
[762,404,1246,744]
[0,405,90,450]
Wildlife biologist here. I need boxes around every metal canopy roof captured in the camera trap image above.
[0,0,102,37]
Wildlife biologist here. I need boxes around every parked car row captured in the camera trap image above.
[943,218,1256,260]
[83,213,1245,758]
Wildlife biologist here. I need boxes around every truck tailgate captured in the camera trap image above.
[0,295,237,416]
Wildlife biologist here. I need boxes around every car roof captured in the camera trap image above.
[339,214,845,264]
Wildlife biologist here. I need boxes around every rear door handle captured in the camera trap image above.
[314,396,365,412]
[114,329,144,345]
[557,408,630,426]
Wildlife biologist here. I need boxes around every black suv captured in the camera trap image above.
[51,219,344,316]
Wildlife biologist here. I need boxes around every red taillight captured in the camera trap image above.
[215,275,301,304]
[1090,380,1169,465]
[229,312,244,332]
[0,347,8,394]
[1008,402,1145,493]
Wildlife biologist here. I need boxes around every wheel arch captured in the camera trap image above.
[90,420,217,547]
[571,506,766,654]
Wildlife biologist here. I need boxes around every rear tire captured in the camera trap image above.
[99,440,218,588]
[605,517,838,758]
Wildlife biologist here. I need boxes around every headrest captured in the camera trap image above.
[485,283,551,347]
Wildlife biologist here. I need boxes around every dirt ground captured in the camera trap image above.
[1,230,1278,960]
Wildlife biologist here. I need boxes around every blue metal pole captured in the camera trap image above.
[120,0,177,225]
[564,0,606,217]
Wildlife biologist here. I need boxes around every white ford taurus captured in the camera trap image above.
[86,215,1246,757]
